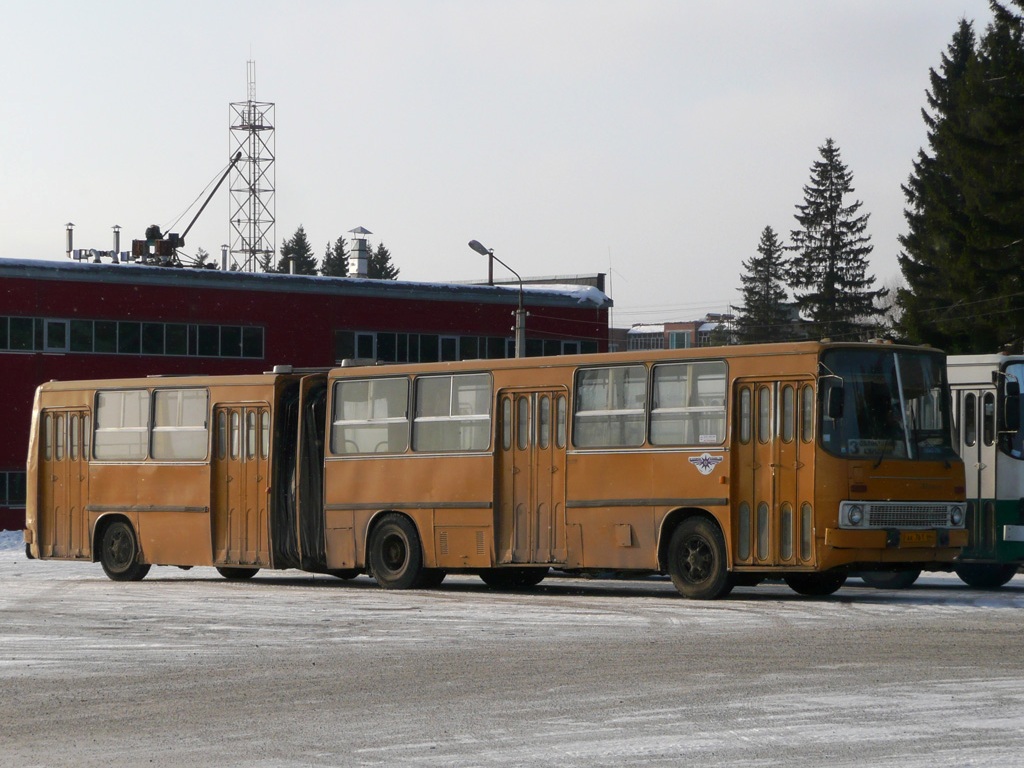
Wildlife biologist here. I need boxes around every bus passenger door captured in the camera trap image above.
[955,387,997,555]
[212,404,271,567]
[496,389,568,564]
[733,380,812,568]
[38,409,90,558]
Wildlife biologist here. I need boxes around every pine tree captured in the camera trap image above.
[277,225,318,275]
[322,236,349,277]
[733,226,792,343]
[897,19,978,349]
[367,242,400,280]
[193,247,215,269]
[899,4,1024,352]
[789,138,885,339]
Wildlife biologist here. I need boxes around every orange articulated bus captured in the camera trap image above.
[24,341,967,599]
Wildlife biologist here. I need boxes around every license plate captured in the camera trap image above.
[901,530,937,547]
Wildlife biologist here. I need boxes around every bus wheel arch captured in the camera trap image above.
[660,509,732,600]
[367,511,428,590]
[95,516,151,582]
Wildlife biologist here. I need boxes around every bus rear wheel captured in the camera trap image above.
[784,571,847,596]
[99,521,151,582]
[955,563,1018,589]
[667,518,732,599]
[479,567,549,589]
[859,569,921,589]
[216,567,259,580]
[369,514,425,590]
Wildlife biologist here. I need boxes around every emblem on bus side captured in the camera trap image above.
[689,453,724,475]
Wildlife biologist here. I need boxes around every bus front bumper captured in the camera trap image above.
[825,528,969,550]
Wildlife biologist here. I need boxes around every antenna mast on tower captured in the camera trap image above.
[228,61,276,272]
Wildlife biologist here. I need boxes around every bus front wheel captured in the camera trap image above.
[99,521,151,582]
[667,517,732,599]
[216,567,259,580]
[955,563,1018,589]
[369,514,425,590]
[784,571,847,596]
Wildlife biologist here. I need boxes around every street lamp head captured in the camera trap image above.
[468,239,491,256]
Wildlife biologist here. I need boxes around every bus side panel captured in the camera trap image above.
[565,451,728,570]
[89,463,214,567]
[324,454,496,570]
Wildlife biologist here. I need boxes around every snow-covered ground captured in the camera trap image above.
[0,529,22,551]
[2,544,1024,767]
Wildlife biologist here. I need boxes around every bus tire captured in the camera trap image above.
[479,567,549,589]
[666,517,732,599]
[99,521,151,582]
[954,563,1018,589]
[369,514,424,590]
[784,571,847,596]
[328,569,360,580]
[858,569,921,589]
[216,567,259,580]
[417,569,447,589]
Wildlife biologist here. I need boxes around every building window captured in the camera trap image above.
[0,315,263,360]
[0,471,27,507]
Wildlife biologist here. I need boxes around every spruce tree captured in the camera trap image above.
[789,138,884,339]
[367,242,400,280]
[322,236,349,277]
[733,226,792,343]
[899,3,1024,352]
[897,19,978,349]
[277,225,318,275]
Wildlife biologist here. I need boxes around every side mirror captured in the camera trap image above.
[827,386,845,420]
[1005,380,1020,432]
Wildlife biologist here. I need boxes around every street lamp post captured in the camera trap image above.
[469,239,525,358]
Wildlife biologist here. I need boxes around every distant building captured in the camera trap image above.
[624,314,735,351]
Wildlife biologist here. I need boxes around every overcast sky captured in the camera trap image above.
[0,1,996,328]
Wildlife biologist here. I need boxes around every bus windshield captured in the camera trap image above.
[819,348,955,461]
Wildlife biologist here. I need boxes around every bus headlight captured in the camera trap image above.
[847,505,864,526]
[950,506,964,526]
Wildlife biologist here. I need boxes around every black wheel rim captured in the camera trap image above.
[381,532,407,574]
[107,527,134,573]
[681,535,713,584]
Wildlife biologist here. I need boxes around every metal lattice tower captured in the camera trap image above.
[228,61,275,272]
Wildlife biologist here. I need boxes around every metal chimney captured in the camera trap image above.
[349,226,373,278]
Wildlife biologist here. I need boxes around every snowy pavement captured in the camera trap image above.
[1,535,1023,767]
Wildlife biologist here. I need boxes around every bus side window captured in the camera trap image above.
[739,388,752,444]
[556,395,567,448]
[801,385,814,443]
[983,392,995,446]
[217,410,228,460]
[964,393,977,447]
[781,385,794,443]
[55,415,65,462]
[70,414,79,461]
[757,386,771,444]
[538,395,550,449]
[44,413,53,461]
[261,410,271,459]
[502,396,512,451]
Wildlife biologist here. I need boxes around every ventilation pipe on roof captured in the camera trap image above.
[351,233,370,278]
